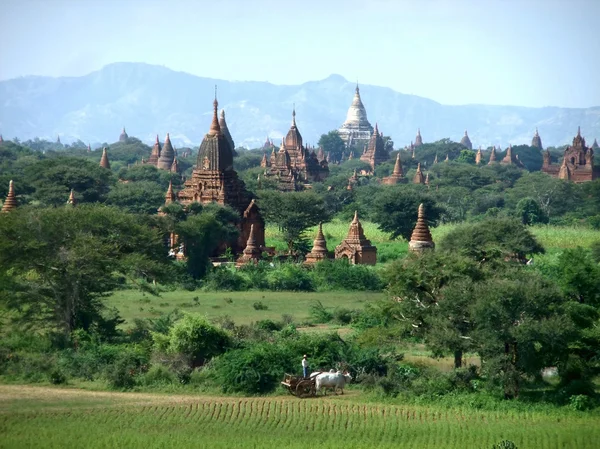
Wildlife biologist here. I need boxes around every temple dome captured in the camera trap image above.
[460,130,472,150]
[531,128,543,149]
[341,85,373,132]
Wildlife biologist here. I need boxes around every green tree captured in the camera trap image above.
[471,270,574,398]
[456,149,476,164]
[515,197,549,225]
[106,181,165,214]
[318,130,346,162]
[438,217,545,263]
[384,252,483,368]
[258,190,331,253]
[0,205,169,337]
[153,314,231,367]
[23,157,113,206]
[370,186,442,240]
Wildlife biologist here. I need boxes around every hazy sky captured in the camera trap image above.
[1,0,599,108]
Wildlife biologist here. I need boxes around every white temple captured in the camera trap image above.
[338,84,374,148]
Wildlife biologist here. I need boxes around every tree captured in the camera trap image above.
[384,252,483,368]
[471,270,574,398]
[105,181,165,215]
[318,130,346,162]
[23,156,113,206]
[438,217,545,264]
[456,149,476,164]
[153,314,231,367]
[515,197,549,225]
[370,186,442,240]
[258,190,331,253]
[0,205,169,337]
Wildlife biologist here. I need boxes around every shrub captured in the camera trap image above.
[492,441,518,449]
[309,301,333,323]
[153,314,231,367]
[332,307,358,325]
[203,266,248,291]
[252,301,268,311]
[104,347,149,390]
[311,259,383,291]
[569,394,593,411]
[141,365,176,386]
[48,369,67,385]
[255,319,282,332]
[266,264,315,291]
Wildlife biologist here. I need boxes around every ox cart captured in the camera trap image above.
[280,374,316,398]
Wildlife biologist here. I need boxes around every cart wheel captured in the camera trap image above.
[296,380,313,398]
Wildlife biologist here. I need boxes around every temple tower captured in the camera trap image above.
[67,189,76,206]
[413,163,425,184]
[414,129,423,147]
[99,147,110,169]
[475,147,482,164]
[219,109,236,156]
[177,92,265,252]
[157,133,175,170]
[148,135,161,165]
[382,153,407,184]
[334,211,377,265]
[338,84,374,148]
[305,222,330,264]
[119,127,128,142]
[531,128,543,149]
[488,146,497,164]
[236,224,262,266]
[1,180,17,213]
[408,204,435,253]
[460,130,472,150]
[541,127,597,182]
[360,123,389,169]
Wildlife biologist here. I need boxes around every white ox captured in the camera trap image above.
[315,371,352,395]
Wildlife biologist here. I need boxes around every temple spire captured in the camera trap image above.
[1,180,17,212]
[209,86,221,135]
[99,147,110,169]
[393,153,403,176]
[67,189,76,206]
[292,105,296,127]
[408,204,435,252]
[165,180,176,204]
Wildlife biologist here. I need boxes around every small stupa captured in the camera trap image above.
[67,189,77,206]
[236,224,262,266]
[99,147,110,169]
[1,180,17,213]
[305,222,330,264]
[408,204,435,253]
[334,211,377,265]
[413,163,425,184]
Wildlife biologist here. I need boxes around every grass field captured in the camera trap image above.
[266,221,600,254]
[1,385,598,449]
[106,290,383,327]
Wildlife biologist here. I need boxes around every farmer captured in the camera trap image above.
[302,354,309,378]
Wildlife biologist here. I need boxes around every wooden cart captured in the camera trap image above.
[280,373,316,398]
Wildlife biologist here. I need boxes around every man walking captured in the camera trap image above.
[302,354,309,378]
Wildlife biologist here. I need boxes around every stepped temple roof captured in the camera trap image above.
[338,84,374,147]
[1,180,17,213]
[542,127,597,183]
[334,211,377,265]
[409,204,435,252]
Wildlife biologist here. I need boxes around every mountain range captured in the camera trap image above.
[0,62,599,149]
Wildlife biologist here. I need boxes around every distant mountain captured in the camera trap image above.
[0,62,598,149]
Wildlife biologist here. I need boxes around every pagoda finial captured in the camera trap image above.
[209,87,221,135]
[1,180,17,212]
[355,80,359,93]
[155,134,159,144]
[577,126,581,136]
[292,105,296,126]
[352,210,359,224]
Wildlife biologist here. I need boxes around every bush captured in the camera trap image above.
[309,301,333,323]
[252,301,268,311]
[152,314,231,367]
[311,259,383,291]
[266,264,315,291]
[49,369,67,385]
[255,319,282,332]
[203,266,248,291]
[104,347,149,390]
[141,365,176,386]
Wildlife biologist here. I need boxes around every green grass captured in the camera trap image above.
[106,290,383,327]
[1,385,598,449]
[266,221,600,255]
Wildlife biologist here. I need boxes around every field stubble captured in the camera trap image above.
[0,385,598,449]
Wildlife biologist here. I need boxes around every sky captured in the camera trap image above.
[1,0,599,108]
